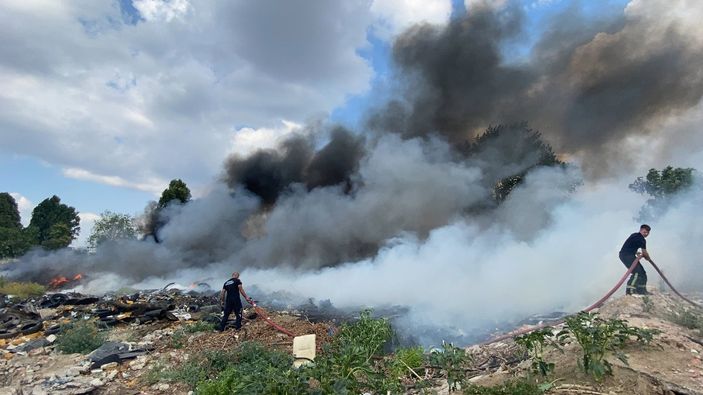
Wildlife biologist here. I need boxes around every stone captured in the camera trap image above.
[90,378,104,387]
[101,362,118,370]
[45,335,57,344]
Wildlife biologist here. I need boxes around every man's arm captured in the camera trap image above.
[238,284,253,304]
[640,248,652,262]
[220,289,226,305]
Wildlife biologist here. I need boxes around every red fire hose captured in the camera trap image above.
[482,257,702,345]
[250,302,296,337]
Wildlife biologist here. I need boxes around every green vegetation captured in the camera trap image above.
[0,193,33,258]
[629,166,698,221]
[666,307,703,335]
[158,179,192,208]
[87,211,137,250]
[389,345,424,379]
[0,192,82,257]
[462,123,567,202]
[429,341,472,392]
[513,313,659,382]
[27,195,81,250]
[515,327,567,376]
[564,312,658,380]
[0,277,46,298]
[55,320,106,354]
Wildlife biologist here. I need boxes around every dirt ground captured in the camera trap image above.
[3,292,703,394]
[466,291,703,395]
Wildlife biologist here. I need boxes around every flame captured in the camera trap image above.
[48,273,84,288]
[48,276,69,288]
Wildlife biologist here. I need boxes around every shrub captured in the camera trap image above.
[389,346,425,378]
[429,341,472,392]
[305,310,397,394]
[196,342,307,394]
[0,279,46,299]
[564,312,658,380]
[55,320,106,354]
[514,327,568,376]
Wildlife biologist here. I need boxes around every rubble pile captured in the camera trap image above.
[0,287,338,395]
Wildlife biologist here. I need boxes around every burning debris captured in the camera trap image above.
[47,274,83,290]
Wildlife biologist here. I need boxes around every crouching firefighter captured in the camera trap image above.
[619,224,653,295]
[219,271,253,331]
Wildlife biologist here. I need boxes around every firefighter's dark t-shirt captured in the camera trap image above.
[223,278,242,306]
[620,232,646,256]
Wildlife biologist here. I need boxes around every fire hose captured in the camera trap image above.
[250,301,296,337]
[482,257,702,345]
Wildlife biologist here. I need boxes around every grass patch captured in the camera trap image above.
[55,320,106,354]
[0,277,46,299]
[182,321,216,333]
[667,307,703,334]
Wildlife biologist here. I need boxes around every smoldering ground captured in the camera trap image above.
[5,0,703,346]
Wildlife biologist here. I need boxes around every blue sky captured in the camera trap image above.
[0,0,630,245]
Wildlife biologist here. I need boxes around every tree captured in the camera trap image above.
[158,179,191,208]
[27,195,80,250]
[463,123,566,201]
[629,166,697,221]
[0,193,22,230]
[87,211,137,250]
[139,179,192,243]
[0,193,32,259]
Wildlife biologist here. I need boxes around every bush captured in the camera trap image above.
[196,342,307,394]
[0,278,46,299]
[429,341,472,392]
[55,320,106,354]
[305,310,398,394]
[514,327,568,376]
[564,312,658,380]
[389,346,425,378]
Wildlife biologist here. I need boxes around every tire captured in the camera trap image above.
[19,321,42,335]
[0,328,18,339]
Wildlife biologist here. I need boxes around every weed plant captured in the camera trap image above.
[389,346,425,378]
[55,320,106,354]
[0,277,46,299]
[429,341,472,392]
[564,312,658,380]
[667,307,703,334]
[515,327,568,376]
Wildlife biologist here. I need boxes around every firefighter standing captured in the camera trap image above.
[218,271,253,331]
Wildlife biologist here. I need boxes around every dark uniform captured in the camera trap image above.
[619,232,648,295]
[219,277,243,331]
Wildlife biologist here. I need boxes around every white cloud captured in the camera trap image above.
[132,0,189,22]
[0,0,376,192]
[62,168,165,195]
[371,0,452,38]
[230,120,304,157]
[9,192,33,226]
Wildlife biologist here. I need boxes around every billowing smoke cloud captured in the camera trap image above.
[223,126,365,205]
[369,0,703,173]
[5,0,703,346]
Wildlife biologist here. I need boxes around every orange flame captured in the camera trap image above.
[48,273,84,288]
